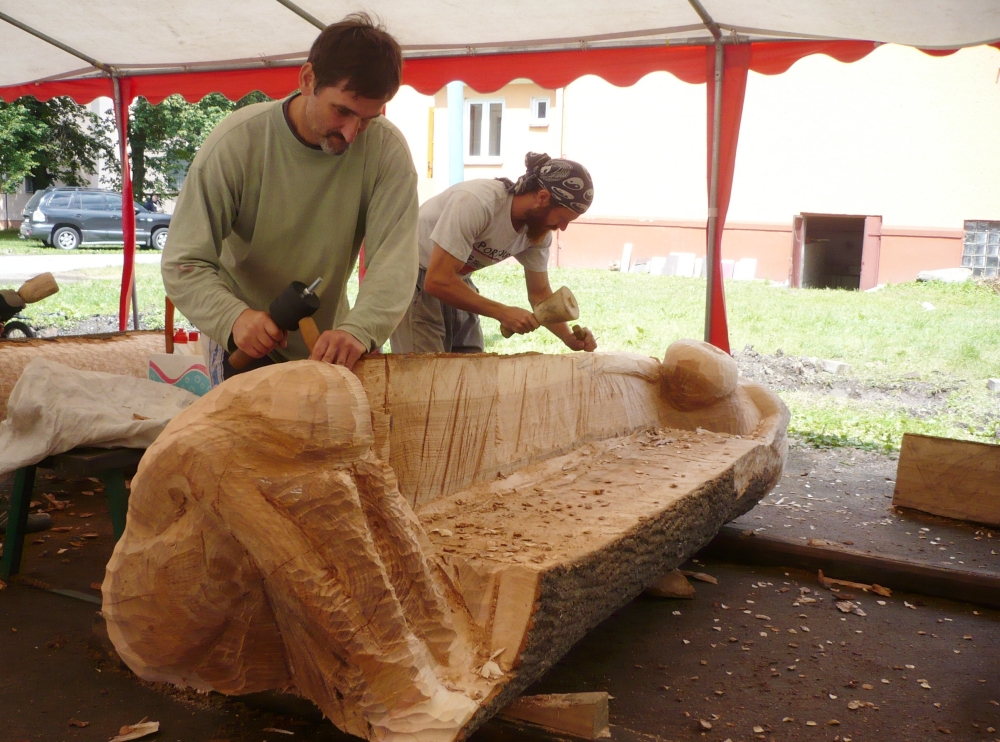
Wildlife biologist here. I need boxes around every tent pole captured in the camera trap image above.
[113,76,138,331]
[704,40,723,344]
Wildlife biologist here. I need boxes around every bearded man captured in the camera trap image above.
[390,153,598,355]
[163,13,417,378]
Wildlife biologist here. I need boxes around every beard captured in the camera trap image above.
[523,207,556,243]
[303,97,350,155]
[318,132,349,155]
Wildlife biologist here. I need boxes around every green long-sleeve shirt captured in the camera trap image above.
[162,97,419,360]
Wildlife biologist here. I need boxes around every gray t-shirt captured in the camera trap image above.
[418,179,551,275]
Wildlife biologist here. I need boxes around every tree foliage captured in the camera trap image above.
[102,91,272,201]
[0,97,112,194]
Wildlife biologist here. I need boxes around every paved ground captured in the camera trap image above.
[3,444,999,742]
[0,254,162,283]
[731,446,1000,576]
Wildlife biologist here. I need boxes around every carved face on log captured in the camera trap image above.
[103,363,486,740]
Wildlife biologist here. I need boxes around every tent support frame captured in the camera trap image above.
[687,0,727,348]
[705,40,723,345]
[112,77,139,332]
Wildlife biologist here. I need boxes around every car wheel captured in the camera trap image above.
[52,226,81,250]
[1,321,35,339]
[151,227,168,250]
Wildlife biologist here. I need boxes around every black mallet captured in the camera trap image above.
[228,277,322,371]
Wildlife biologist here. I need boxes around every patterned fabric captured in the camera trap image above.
[497,152,594,214]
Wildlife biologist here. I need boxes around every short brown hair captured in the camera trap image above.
[307,13,402,100]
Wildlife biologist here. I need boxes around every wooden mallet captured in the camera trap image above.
[229,278,322,371]
[1,272,60,320]
[501,284,582,338]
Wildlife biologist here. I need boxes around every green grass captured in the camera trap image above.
[1,264,169,328]
[473,267,1000,380]
[4,260,999,452]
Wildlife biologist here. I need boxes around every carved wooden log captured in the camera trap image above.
[0,332,163,420]
[103,341,789,742]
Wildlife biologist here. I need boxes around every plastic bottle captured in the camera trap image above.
[172,328,192,355]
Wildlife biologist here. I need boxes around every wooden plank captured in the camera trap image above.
[499,693,609,740]
[893,433,1000,526]
[702,524,1000,609]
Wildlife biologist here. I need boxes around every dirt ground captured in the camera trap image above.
[733,346,1000,440]
[2,430,999,741]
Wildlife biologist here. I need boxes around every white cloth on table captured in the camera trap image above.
[0,358,197,478]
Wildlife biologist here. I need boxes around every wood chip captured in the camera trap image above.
[109,721,159,741]
[680,570,718,585]
[262,729,295,735]
[68,718,89,727]
[77,513,94,518]
[50,527,72,532]
[81,533,100,539]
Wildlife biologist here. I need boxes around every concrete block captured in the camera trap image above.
[988,378,1000,392]
[820,359,852,375]
[669,252,697,278]
[648,256,668,276]
[620,243,633,273]
[917,268,973,283]
[721,259,735,279]
[733,258,757,281]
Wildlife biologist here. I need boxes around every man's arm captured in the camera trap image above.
[423,247,539,334]
[523,269,597,352]
[314,127,419,369]
[161,133,287,359]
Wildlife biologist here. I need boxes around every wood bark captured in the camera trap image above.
[103,341,789,742]
[0,332,164,421]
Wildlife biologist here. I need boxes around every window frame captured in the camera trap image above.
[464,98,505,165]
[529,96,551,127]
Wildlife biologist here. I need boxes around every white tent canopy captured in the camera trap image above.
[2,0,999,86]
[2,1,998,342]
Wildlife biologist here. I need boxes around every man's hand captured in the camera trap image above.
[563,326,597,352]
[310,329,367,370]
[498,306,541,336]
[232,308,287,358]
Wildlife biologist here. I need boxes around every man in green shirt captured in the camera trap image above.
[163,13,418,377]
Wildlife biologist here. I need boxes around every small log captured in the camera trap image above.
[644,569,696,599]
[500,693,610,740]
[893,433,1000,526]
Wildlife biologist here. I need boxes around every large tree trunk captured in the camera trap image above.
[103,341,789,742]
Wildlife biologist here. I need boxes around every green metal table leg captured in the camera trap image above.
[1,466,36,578]
[101,469,129,541]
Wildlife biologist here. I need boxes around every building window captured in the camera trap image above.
[530,97,550,126]
[963,220,1000,277]
[23,177,34,193]
[466,100,503,164]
